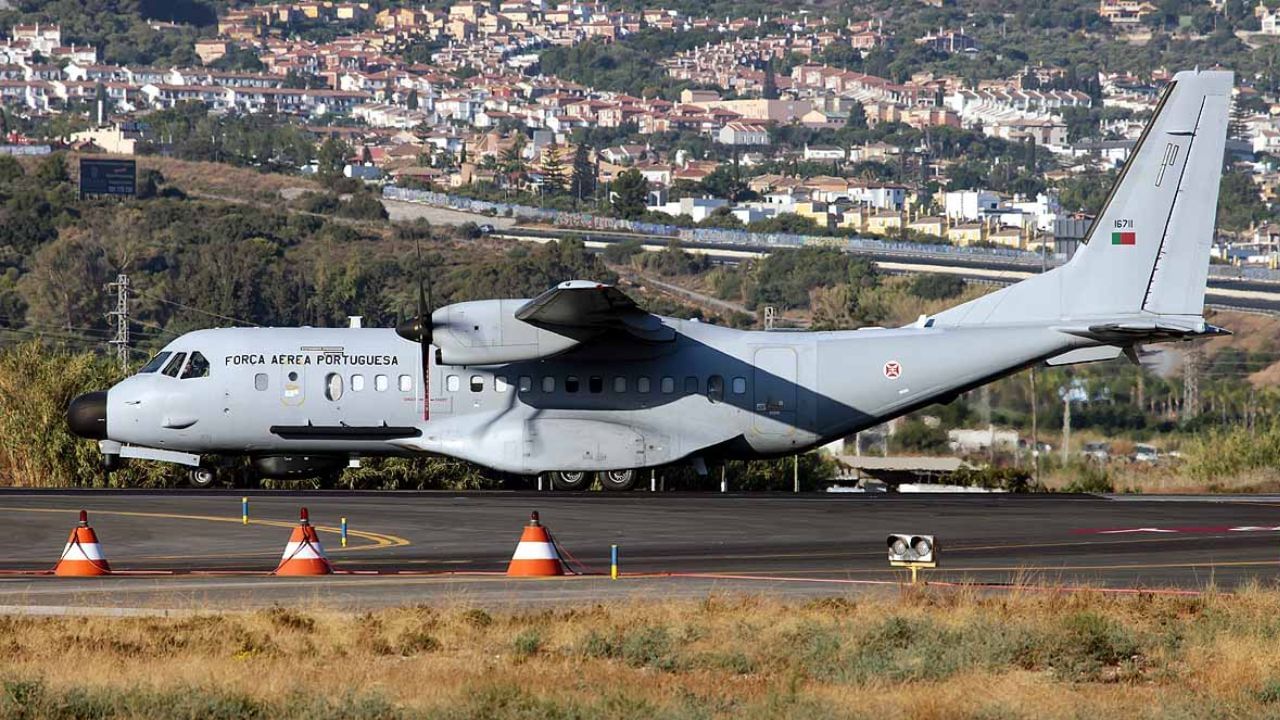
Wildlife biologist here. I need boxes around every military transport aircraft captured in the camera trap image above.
[68,69,1232,490]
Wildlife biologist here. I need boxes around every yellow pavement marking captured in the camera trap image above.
[0,506,410,555]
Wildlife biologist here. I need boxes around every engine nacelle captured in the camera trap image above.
[252,454,347,479]
[432,299,581,365]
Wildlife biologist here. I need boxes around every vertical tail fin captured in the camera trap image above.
[933,69,1232,328]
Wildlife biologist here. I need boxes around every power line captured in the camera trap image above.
[134,290,259,327]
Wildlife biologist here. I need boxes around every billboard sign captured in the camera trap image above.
[80,158,136,197]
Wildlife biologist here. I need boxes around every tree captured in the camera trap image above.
[909,273,966,300]
[701,166,747,201]
[611,168,649,219]
[315,137,350,180]
[845,100,867,130]
[33,153,70,187]
[541,144,566,195]
[761,60,778,100]
[500,133,527,185]
[406,89,419,110]
[569,142,596,201]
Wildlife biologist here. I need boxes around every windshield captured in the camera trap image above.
[180,352,210,379]
[161,352,187,378]
[138,352,171,374]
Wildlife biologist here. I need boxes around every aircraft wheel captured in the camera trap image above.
[188,467,217,489]
[600,469,636,492]
[102,454,123,473]
[550,471,591,491]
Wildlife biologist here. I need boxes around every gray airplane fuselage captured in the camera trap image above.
[99,318,1082,475]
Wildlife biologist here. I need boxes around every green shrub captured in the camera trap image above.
[909,273,966,300]
[1062,464,1114,494]
[512,629,542,659]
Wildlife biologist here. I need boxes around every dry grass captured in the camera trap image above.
[5,588,1280,718]
[135,156,318,204]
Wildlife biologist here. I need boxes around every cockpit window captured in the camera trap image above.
[138,352,171,374]
[180,352,209,379]
[161,352,187,378]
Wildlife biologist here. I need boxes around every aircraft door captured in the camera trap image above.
[280,365,305,407]
[752,347,797,434]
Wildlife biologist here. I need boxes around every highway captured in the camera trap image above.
[2,490,1279,610]
[494,227,1280,314]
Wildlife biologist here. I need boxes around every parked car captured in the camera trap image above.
[478,223,495,235]
[1081,441,1111,463]
[1132,444,1160,463]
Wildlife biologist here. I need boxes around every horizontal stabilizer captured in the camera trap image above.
[1059,320,1231,344]
[1045,346,1123,366]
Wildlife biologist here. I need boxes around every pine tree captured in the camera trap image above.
[569,142,596,201]
[542,144,566,195]
[611,168,649,219]
[406,89,419,110]
[846,100,867,130]
[762,60,778,100]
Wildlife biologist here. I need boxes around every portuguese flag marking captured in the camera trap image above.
[1111,231,1136,246]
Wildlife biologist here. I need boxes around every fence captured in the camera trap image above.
[383,185,1280,284]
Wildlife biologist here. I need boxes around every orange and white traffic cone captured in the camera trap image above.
[274,507,333,576]
[54,510,111,576]
[506,511,564,577]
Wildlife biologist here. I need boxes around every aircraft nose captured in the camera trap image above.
[67,391,108,440]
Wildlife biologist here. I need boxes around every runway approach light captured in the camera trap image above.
[887,533,937,584]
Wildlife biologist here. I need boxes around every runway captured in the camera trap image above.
[1,490,1279,610]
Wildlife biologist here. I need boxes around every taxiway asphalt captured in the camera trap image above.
[1,490,1277,610]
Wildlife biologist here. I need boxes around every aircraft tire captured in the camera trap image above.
[188,467,217,489]
[550,471,591,491]
[600,469,636,492]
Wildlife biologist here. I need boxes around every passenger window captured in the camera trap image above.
[542,376,555,392]
[661,376,674,394]
[399,375,413,392]
[495,376,510,392]
[637,376,651,393]
[351,374,365,392]
[254,373,268,391]
[708,375,724,403]
[565,376,580,393]
[161,352,187,378]
[375,374,389,391]
[732,376,747,394]
[589,376,603,394]
[613,376,627,393]
[684,376,698,394]
[518,375,532,392]
[180,351,209,379]
[470,375,483,392]
[446,375,460,392]
[139,351,171,374]
[324,373,343,401]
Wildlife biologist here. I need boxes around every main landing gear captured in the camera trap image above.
[549,470,637,492]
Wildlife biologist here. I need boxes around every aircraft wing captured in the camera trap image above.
[515,280,675,342]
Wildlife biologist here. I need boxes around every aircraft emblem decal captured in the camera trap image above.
[883,361,902,380]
